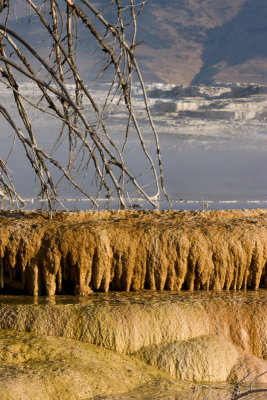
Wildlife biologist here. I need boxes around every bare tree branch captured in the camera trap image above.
[0,0,167,209]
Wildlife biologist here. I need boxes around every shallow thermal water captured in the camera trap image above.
[90,384,267,400]
[0,288,266,305]
[2,146,267,211]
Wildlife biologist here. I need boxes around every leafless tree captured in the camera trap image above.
[0,0,167,209]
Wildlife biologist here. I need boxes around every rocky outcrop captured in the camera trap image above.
[0,210,267,295]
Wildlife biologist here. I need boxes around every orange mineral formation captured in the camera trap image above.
[0,209,267,295]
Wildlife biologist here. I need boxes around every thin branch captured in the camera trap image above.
[0,0,167,209]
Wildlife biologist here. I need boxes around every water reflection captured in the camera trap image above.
[0,288,267,306]
[92,383,267,400]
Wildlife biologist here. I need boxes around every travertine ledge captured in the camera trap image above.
[0,209,267,295]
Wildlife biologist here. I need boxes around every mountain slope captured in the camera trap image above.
[4,0,267,85]
[136,0,267,84]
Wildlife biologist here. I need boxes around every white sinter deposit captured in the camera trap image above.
[2,81,267,150]
[146,83,267,149]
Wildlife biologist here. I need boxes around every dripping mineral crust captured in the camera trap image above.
[1,209,267,295]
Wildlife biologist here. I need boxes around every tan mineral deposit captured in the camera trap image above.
[0,209,267,399]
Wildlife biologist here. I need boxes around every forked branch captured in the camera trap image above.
[0,0,167,208]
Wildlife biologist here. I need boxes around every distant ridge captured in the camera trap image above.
[6,0,267,85]
[136,0,267,84]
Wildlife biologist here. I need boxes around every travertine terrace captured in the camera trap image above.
[1,291,267,391]
[0,328,180,400]
[0,209,267,295]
